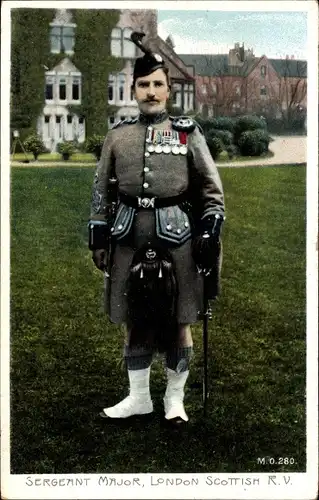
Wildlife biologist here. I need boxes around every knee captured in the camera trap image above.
[178,324,193,347]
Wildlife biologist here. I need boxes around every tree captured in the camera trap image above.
[198,54,258,117]
[268,58,307,129]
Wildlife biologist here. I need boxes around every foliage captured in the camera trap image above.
[23,133,47,159]
[208,116,235,133]
[234,114,268,144]
[10,9,55,133]
[10,165,306,474]
[70,10,122,137]
[225,144,238,159]
[84,134,105,160]
[206,136,224,160]
[57,141,76,156]
[238,129,270,156]
[206,128,233,147]
[11,8,122,144]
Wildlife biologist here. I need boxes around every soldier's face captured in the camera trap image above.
[134,69,170,115]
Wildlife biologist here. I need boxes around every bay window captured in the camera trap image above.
[59,78,66,100]
[172,83,182,108]
[118,73,125,102]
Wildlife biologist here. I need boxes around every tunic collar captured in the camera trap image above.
[138,110,168,126]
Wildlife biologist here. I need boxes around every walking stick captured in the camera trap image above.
[202,238,222,417]
[203,276,213,417]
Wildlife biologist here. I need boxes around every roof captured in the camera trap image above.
[268,58,307,78]
[179,54,230,76]
[146,37,195,81]
[51,57,80,74]
[179,54,307,78]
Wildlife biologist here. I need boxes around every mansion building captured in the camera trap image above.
[39,9,195,152]
[30,9,307,152]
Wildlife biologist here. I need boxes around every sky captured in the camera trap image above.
[157,10,308,59]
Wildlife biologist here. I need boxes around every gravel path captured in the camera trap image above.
[10,136,307,168]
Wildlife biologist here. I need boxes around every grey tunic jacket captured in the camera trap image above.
[90,115,225,324]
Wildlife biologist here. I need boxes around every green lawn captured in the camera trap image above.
[11,152,96,162]
[10,165,306,474]
[11,149,274,164]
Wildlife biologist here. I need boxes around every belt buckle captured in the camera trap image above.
[138,197,155,208]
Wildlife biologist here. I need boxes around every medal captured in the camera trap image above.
[172,145,180,155]
[163,144,171,154]
[148,144,155,153]
[178,132,188,155]
[155,144,163,153]
[146,128,153,144]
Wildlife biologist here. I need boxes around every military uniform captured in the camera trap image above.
[90,114,224,326]
[89,31,225,423]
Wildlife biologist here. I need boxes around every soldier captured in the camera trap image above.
[88,32,225,424]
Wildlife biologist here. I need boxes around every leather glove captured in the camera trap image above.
[192,213,224,275]
[92,249,107,271]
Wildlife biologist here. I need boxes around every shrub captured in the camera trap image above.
[238,129,270,156]
[57,141,76,157]
[206,136,224,160]
[208,116,235,133]
[234,115,268,144]
[225,144,238,159]
[23,133,46,160]
[206,128,234,147]
[84,134,105,160]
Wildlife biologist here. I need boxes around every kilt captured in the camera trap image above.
[108,208,204,325]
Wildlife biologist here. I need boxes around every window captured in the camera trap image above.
[118,73,125,101]
[45,77,54,100]
[123,28,135,58]
[130,87,135,101]
[184,83,194,111]
[120,116,126,121]
[111,27,137,58]
[172,82,182,107]
[211,82,217,95]
[56,116,61,124]
[235,86,241,96]
[201,84,207,95]
[67,115,72,124]
[72,77,80,100]
[59,78,66,100]
[260,86,267,96]
[108,74,115,102]
[109,116,116,127]
[44,116,50,124]
[261,65,267,77]
[50,25,75,53]
[79,117,84,124]
[111,28,122,57]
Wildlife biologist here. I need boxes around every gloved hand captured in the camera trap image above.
[192,213,224,275]
[92,249,107,271]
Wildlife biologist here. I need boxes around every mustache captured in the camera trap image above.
[144,98,159,103]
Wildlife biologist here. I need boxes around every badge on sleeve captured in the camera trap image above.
[170,116,203,135]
